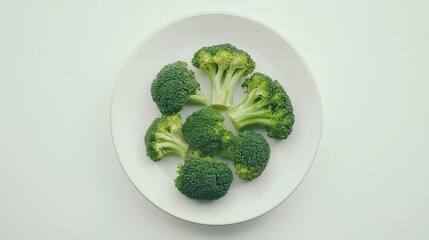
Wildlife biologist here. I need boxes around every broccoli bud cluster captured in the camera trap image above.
[144,43,295,201]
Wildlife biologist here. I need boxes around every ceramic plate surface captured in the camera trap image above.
[111,12,322,225]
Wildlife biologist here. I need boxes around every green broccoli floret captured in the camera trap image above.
[221,130,270,181]
[228,73,295,139]
[192,43,255,108]
[174,152,233,200]
[144,114,189,161]
[181,106,234,154]
[151,61,207,115]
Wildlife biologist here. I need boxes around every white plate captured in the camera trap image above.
[110,12,322,225]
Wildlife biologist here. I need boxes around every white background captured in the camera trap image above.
[1,0,428,239]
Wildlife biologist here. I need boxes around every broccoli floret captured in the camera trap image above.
[174,152,233,200]
[192,43,255,108]
[181,106,234,154]
[228,73,295,139]
[144,114,189,161]
[151,61,207,115]
[221,130,270,181]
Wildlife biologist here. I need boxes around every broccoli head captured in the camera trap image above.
[192,43,255,108]
[181,106,234,154]
[174,152,233,200]
[228,73,295,139]
[221,130,270,181]
[144,114,189,161]
[151,61,207,115]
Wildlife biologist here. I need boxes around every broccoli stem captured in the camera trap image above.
[210,66,226,107]
[229,116,273,130]
[211,67,246,108]
[188,90,208,105]
[228,89,271,129]
[155,132,189,157]
[219,147,234,159]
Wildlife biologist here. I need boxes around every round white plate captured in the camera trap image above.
[110,12,322,225]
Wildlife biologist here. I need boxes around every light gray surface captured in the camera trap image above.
[1,0,428,239]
